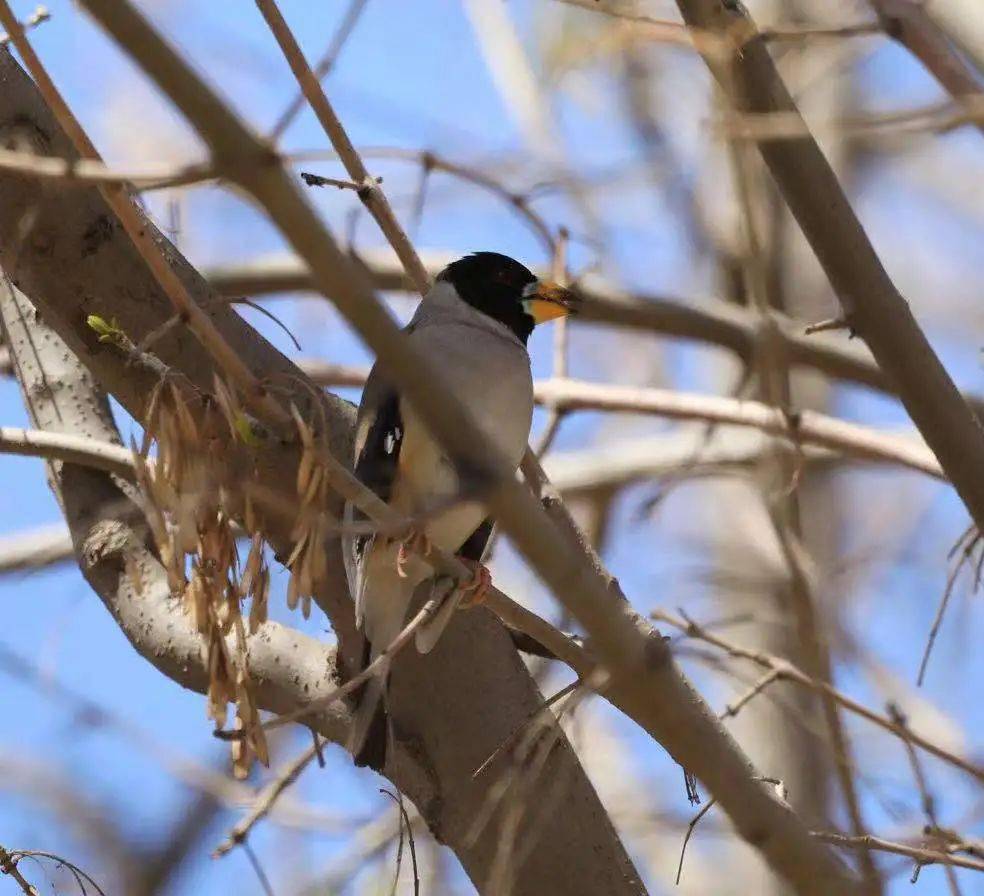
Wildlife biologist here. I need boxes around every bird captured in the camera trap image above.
[342,251,577,769]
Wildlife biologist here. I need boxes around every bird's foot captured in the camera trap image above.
[457,559,492,608]
[396,529,432,578]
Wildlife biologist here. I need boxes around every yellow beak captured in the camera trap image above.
[523,281,578,325]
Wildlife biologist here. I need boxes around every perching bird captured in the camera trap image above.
[342,252,576,768]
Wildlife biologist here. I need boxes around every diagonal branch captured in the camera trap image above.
[255,0,430,294]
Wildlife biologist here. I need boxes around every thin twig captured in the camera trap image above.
[472,679,583,780]
[887,703,963,893]
[255,0,430,294]
[535,229,571,458]
[268,0,369,140]
[249,590,445,733]
[379,789,420,896]
[242,841,276,896]
[655,608,984,783]
[918,530,981,685]
[720,668,781,719]
[2,847,107,896]
[213,739,322,857]
[0,846,38,896]
[813,831,984,874]
[675,798,717,885]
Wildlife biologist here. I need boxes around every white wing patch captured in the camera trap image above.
[383,425,402,455]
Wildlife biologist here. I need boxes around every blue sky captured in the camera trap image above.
[1,1,982,894]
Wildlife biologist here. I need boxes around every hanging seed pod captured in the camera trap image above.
[286,569,300,612]
[240,532,263,598]
[230,712,251,780]
[248,565,270,634]
[296,443,314,497]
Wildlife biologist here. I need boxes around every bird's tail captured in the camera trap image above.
[348,559,413,769]
[349,669,389,768]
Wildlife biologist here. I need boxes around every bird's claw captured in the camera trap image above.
[396,530,431,578]
[457,559,492,608]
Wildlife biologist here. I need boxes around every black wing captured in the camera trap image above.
[458,517,494,562]
[353,387,403,505]
[349,380,404,577]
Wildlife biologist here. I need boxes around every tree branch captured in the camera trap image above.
[0,378,944,484]
[255,0,430,294]
[814,830,984,875]
[0,425,135,477]
[920,0,984,76]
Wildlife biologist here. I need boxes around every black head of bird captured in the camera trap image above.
[436,251,577,344]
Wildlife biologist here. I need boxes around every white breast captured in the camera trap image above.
[392,317,533,552]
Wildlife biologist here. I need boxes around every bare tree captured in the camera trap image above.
[1,2,982,894]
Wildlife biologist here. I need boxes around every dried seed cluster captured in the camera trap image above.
[134,380,273,778]
[286,403,335,620]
